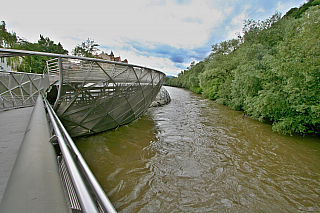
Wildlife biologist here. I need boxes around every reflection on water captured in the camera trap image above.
[75,86,320,212]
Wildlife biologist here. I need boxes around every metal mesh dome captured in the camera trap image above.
[47,58,165,137]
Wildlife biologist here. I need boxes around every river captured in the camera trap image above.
[75,86,320,212]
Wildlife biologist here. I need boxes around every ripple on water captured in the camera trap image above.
[75,86,320,212]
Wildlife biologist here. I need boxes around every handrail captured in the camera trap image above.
[0,69,44,76]
[0,95,70,213]
[0,48,163,74]
[44,97,117,213]
[44,97,99,213]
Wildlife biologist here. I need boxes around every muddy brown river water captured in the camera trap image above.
[75,86,320,212]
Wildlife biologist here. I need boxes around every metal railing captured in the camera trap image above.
[0,46,118,212]
[44,96,117,213]
[0,70,49,111]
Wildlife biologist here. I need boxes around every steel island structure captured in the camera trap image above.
[1,48,166,137]
[0,48,167,212]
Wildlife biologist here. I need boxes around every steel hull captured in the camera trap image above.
[48,58,165,137]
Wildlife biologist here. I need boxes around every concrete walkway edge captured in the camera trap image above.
[0,107,34,202]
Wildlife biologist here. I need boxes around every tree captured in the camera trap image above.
[210,39,240,57]
[0,20,17,48]
[283,0,320,19]
[15,35,68,73]
[37,34,68,54]
[164,4,320,135]
[72,38,100,58]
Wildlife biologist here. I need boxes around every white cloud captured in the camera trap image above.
[118,49,184,76]
[4,0,227,50]
[276,1,286,12]
[2,0,307,75]
[225,5,251,40]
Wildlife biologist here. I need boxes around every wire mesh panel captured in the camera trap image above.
[0,71,49,111]
[47,58,165,137]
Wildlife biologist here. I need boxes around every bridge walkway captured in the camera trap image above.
[0,107,34,201]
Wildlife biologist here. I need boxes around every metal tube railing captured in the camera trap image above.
[0,48,163,74]
[0,95,70,213]
[44,98,99,213]
[44,97,117,213]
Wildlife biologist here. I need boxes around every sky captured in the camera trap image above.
[2,0,307,76]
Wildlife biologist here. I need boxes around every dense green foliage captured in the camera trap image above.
[0,21,17,48]
[1,21,100,73]
[72,38,100,58]
[1,21,68,73]
[166,3,320,135]
[16,35,68,73]
[284,0,320,18]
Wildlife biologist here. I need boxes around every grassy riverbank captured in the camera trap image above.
[165,1,320,135]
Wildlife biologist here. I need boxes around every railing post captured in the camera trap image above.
[53,57,63,109]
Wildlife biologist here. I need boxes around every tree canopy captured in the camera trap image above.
[15,35,68,73]
[72,38,100,58]
[166,2,320,135]
[1,21,69,73]
[0,21,18,48]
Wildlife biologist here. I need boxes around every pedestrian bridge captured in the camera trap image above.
[0,48,166,212]
[0,48,165,137]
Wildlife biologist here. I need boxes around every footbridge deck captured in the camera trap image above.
[0,107,34,201]
[0,96,117,213]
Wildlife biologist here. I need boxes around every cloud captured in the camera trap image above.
[116,48,187,75]
[149,0,167,6]
[224,5,251,39]
[2,0,307,76]
[181,17,203,25]
[117,41,203,65]
[173,0,192,5]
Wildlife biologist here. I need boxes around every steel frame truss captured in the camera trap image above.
[0,70,49,110]
[47,58,164,137]
[0,48,165,137]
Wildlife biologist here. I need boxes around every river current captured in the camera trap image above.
[75,86,320,212]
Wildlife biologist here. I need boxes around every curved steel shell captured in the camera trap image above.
[47,58,165,137]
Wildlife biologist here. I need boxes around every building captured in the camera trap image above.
[96,51,128,63]
[0,57,12,71]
